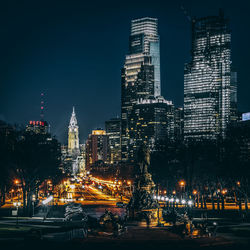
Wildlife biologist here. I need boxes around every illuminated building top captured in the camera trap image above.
[68,106,80,154]
[69,106,78,128]
[92,129,106,135]
[26,120,49,134]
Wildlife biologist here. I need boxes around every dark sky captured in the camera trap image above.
[1,0,250,144]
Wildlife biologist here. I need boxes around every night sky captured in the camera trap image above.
[1,0,250,144]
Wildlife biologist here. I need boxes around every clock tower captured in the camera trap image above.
[68,106,80,155]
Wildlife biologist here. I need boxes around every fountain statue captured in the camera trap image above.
[127,145,161,225]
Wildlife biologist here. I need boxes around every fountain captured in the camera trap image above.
[127,145,162,226]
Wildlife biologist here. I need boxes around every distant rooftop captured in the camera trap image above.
[131,17,158,36]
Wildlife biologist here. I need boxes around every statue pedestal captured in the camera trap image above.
[128,207,163,227]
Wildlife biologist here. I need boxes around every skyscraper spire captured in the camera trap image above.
[69,106,78,128]
[68,106,80,154]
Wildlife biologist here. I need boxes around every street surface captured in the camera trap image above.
[1,177,250,249]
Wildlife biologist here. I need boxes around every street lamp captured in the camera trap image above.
[222,189,227,195]
[179,180,186,198]
[193,190,198,207]
[13,201,21,228]
[179,180,186,187]
[127,181,132,196]
[181,199,186,205]
[32,195,36,217]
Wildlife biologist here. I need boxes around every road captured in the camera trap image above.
[58,184,123,206]
[2,183,123,209]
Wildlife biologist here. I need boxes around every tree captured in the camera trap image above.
[0,121,17,205]
[14,131,62,215]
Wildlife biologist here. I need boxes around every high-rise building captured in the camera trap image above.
[105,118,121,164]
[174,107,184,142]
[121,17,161,161]
[26,120,49,135]
[68,107,80,155]
[85,129,109,169]
[226,116,250,164]
[184,11,237,141]
[129,96,174,157]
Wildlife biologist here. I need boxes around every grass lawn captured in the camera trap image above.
[0,224,31,237]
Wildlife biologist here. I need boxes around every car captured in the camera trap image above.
[116,201,124,208]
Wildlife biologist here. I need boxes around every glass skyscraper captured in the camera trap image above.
[105,118,121,164]
[184,11,237,141]
[121,17,161,161]
[130,96,175,151]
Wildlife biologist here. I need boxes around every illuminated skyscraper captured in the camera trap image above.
[121,17,161,161]
[184,11,237,140]
[105,118,121,164]
[26,120,49,135]
[85,129,109,169]
[68,107,80,155]
[130,96,174,153]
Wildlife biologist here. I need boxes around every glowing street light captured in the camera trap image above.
[179,180,186,187]
[32,194,36,216]
[13,201,21,227]
[222,189,227,195]
[13,202,21,207]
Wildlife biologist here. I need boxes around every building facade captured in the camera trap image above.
[26,120,50,134]
[129,96,174,156]
[121,17,161,161]
[174,107,184,142]
[105,118,121,164]
[226,117,250,164]
[184,12,237,141]
[85,129,109,169]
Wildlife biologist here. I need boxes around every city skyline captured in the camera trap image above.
[1,1,250,245]
[1,0,250,144]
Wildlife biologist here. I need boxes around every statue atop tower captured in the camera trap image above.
[68,106,80,155]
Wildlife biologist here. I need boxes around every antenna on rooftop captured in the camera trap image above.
[40,92,45,121]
